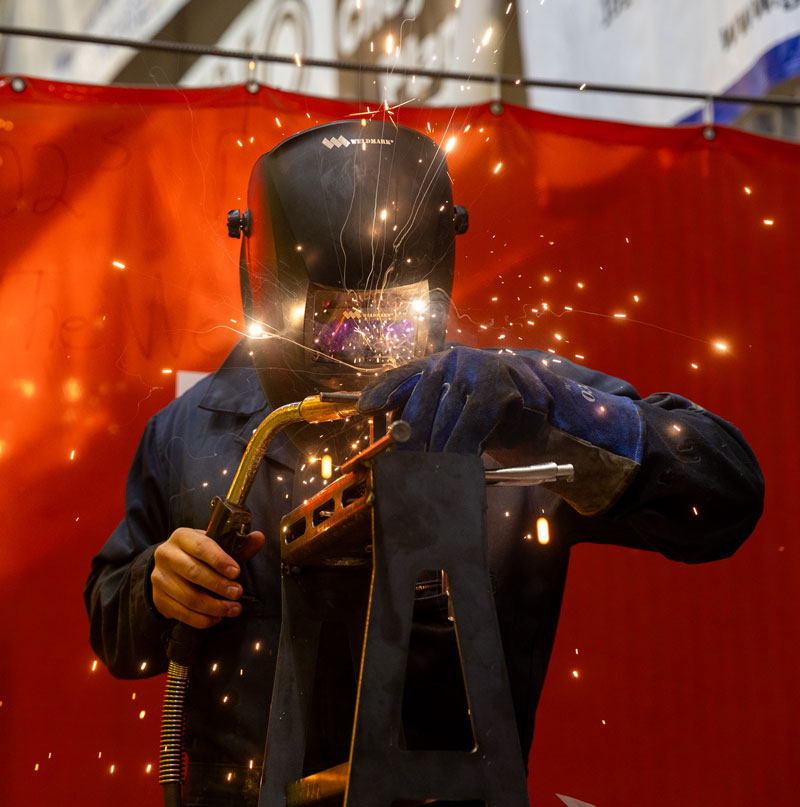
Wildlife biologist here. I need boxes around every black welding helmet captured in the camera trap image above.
[229,119,467,412]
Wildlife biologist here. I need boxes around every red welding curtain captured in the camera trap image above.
[0,77,796,807]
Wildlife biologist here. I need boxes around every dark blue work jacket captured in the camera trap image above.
[85,341,763,806]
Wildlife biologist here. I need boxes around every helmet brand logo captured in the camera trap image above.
[322,136,395,149]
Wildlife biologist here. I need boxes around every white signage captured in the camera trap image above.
[516,0,800,124]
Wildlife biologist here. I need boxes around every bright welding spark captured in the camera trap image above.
[536,517,550,545]
[321,454,333,479]
[91,660,98,671]
[380,208,387,220]
[445,136,456,152]
[571,670,579,678]
[455,0,461,7]
[248,323,263,337]
[112,260,126,269]
[275,117,281,127]
[744,186,751,194]
[579,82,587,91]
[138,710,146,719]
[613,313,627,319]
[386,34,394,54]
[763,219,774,226]
[506,2,513,12]
[493,162,503,174]
[714,342,729,352]
[140,661,147,671]
[294,53,302,67]
[146,764,152,773]
[482,27,493,46]
[161,368,173,375]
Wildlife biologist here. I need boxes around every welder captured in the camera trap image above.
[84,120,764,807]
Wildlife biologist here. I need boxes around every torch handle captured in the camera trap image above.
[166,497,252,667]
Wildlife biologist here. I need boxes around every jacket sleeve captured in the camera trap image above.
[84,416,172,678]
[557,390,765,564]
[516,352,764,563]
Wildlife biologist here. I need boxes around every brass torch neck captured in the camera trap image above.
[225,395,360,506]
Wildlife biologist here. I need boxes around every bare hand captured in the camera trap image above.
[151,527,265,628]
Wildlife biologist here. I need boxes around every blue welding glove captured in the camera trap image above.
[357,345,644,515]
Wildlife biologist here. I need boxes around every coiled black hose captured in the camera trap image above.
[160,660,189,807]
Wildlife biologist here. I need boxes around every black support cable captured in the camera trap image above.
[2,24,800,109]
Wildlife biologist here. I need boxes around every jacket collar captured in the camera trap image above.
[198,339,297,472]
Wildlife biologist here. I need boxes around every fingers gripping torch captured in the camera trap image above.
[159,393,359,807]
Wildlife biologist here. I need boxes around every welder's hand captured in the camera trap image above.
[151,527,265,629]
[358,346,551,454]
[358,345,645,515]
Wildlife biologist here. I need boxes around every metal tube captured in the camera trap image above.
[3,25,800,109]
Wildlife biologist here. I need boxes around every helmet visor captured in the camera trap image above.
[305,280,431,371]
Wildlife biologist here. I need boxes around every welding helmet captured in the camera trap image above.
[228,119,467,412]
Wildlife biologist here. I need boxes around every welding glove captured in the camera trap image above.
[357,345,644,515]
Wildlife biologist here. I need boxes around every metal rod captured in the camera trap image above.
[485,462,574,486]
[338,419,411,474]
[2,25,800,109]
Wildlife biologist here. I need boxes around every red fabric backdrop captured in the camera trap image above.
[0,76,796,806]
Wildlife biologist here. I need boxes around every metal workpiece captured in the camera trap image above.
[262,452,530,807]
[485,461,574,486]
[280,466,374,568]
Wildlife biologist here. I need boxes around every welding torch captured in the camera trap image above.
[160,393,358,807]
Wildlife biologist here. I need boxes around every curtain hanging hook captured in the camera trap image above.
[703,96,715,140]
[246,57,259,95]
